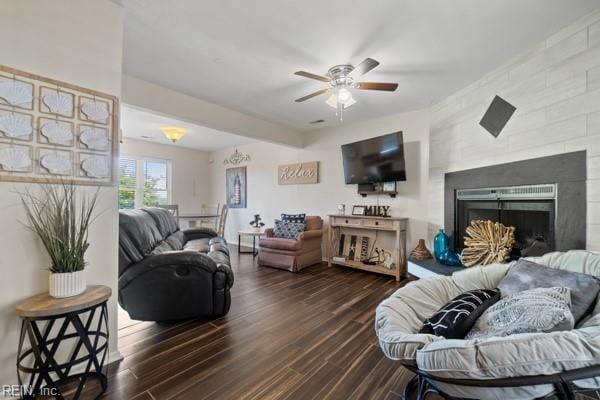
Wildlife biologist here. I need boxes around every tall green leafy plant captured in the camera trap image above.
[19,182,99,273]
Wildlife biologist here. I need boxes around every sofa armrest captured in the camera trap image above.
[214,263,234,288]
[298,229,322,241]
[184,227,218,241]
[119,251,217,289]
[264,228,274,237]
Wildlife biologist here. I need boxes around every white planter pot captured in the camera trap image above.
[49,270,86,298]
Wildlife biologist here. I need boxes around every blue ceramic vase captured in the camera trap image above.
[434,229,462,266]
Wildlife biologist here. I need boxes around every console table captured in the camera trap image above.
[15,285,111,399]
[327,215,408,281]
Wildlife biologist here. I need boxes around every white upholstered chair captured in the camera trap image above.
[375,250,600,400]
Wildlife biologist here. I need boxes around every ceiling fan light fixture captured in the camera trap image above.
[326,93,338,109]
[343,96,356,109]
[160,126,187,143]
[337,87,352,104]
[325,88,355,109]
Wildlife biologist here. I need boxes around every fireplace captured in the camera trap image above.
[455,184,556,258]
[444,151,587,255]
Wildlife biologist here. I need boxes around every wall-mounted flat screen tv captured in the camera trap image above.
[341,131,406,184]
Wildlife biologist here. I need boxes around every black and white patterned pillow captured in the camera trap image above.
[273,220,305,239]
[281,213,306,224]
[419,288,501,339]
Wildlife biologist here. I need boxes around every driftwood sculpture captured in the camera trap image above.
[461,220,515,267]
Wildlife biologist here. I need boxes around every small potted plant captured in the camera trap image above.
[19,182,99,298]
[249,214,265,232]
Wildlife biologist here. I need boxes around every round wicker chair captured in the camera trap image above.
[375,250,600,400]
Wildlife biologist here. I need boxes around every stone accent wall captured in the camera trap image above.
[428,10,600,251]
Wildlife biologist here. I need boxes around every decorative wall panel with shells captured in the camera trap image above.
[38,148,73,176]
[39,86,74,118]
[0,77,34,110]
[0,65,118,185]
[0,110,33,141]
[0,143,32,172]
[38,117,74,146]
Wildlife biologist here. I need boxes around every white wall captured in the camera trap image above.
[209,109,430,252]
[120,138,211,213]
[0,0,123,385]
[428,9,600,251]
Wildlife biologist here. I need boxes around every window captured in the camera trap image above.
[118,158,137,209]
[118,156,171,209]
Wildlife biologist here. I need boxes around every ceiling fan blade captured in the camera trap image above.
[356,82,398,91]
[294,71,330,83]
[295,88,329,102]
[348,58,380,78]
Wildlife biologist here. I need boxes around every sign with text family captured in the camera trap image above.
[278,161,319,185]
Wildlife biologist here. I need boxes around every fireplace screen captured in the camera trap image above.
[455,184,556,258]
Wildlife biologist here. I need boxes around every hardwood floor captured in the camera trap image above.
[105,246,413,400]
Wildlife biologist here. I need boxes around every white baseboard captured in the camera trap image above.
[108,349,124,365]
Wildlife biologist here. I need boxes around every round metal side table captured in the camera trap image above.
[15,285,111,399]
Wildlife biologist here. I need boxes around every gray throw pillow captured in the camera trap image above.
[466,287,574,340]
[273,220,305,239]
[498,259,600,322]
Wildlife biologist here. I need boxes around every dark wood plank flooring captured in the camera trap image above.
[105,246,413,400]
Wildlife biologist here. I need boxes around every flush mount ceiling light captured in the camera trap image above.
[160,126,187,143]
[294,58,398,121]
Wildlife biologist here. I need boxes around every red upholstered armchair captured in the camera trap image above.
[258,216,323,272]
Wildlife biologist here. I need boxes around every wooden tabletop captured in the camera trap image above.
[238,229,266,236]
[16,285,112,318]
[179,213,220,219]
[327,214,409,221]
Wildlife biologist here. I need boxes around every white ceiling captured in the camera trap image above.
[121,0,600,132]
[120,105,255,151]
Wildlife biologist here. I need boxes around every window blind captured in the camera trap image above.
[118,158,137,209]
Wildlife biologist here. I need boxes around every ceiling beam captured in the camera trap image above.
[121,74,304,148]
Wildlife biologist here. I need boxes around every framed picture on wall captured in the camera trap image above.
[352,205,366,216]
[226,166,247,208]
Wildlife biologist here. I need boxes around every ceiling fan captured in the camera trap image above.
[294,58,398,120]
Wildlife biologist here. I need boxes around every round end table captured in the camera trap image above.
[238,229,266,257]
[15,285,111,399]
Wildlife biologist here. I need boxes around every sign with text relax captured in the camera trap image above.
[278,161,319,185]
